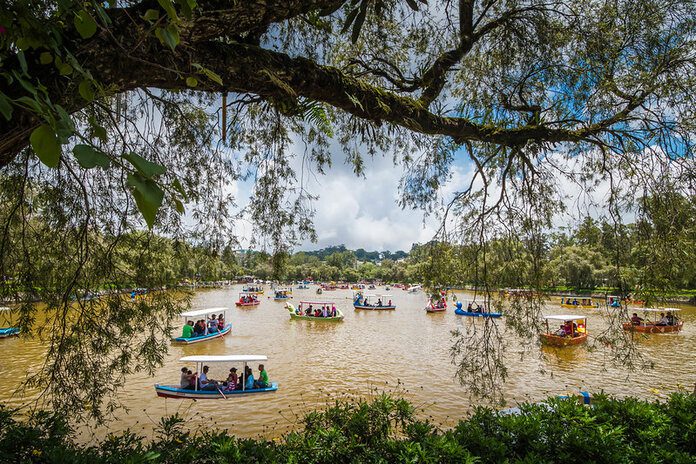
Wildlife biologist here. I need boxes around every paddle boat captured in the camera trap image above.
[0,307,19,338]
[273,288,292,300]
[286,301,344,321]
[454,301,503,318]
[560,296,599,309]
[540,314,588,346]
[425,296,447,313]
[236,292,260,307]
[297,283,309,290]
[172,307,231,344]
[623,308,683,333]
[242,284,264,295]
[316,287,323,294]
[607,295,623,308]
[155,354,278,399]
[408,285,422,293]
[353,293,396,310]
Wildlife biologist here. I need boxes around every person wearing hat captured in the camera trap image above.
[225,367,238,390]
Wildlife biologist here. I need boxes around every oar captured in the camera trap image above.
[216,384,228,399]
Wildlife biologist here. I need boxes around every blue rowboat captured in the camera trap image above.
[156,354,278,399]
[173,323,231,344]
[454,309,503,318]
[0,327,19,338]
[155,382,278,399]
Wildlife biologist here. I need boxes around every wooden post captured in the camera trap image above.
[221,93,227,143]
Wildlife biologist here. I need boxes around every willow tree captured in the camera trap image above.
[1,0,694,414]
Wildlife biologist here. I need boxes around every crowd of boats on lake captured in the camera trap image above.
[0,282,688,401]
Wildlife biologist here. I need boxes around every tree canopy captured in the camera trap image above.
[1,0,695,418]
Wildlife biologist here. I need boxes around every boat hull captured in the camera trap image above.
[0,327,19,338]
[622,322,683,333]
[235,301,260,307]
[425,307,446,313]
[354,304,396,311]
[290,311,343,321]
[273,296,291,301]
[560,303,597,309]
[172,324,231,344]
[454,309,502,318]
[155,382,278,399]
[540,332,587,346]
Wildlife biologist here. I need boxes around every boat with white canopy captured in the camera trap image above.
[623,308,683,333]
[286,301,344,321]
[540,314,588,346]
[273,288,293,300]
[155,355,278,399]
[353,293,395,310]
[172,307,231,344]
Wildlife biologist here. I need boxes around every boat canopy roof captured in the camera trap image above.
[543,314,586,321]
[299,301,335,305]
[180,355,268,363]
[364,294,392,298]
[640,307,682,312]
[180,307,229,317]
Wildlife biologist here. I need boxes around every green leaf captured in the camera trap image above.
[15,38,30,51]
[58,63,73,76]
[143,9,160,21]
[17,51,28,74]
[405,0,420,11]
[127,173,164,228]
[202,68,222,86]
[185,76,198,87]
[174,198,185,214]
[92,124,107,142]
[78,80,95,101]
[30,125,62,168]
[155,25,180,51]
[0,93,13,121]
[73,144,111,169]
[74,10,98,39]
[171,178,188,201]
[157,0,179,21]
[39,52,53,65]
[341,7,360,34]
[122,152,166,178]
[351,1,368,44]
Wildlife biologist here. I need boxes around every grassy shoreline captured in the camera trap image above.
[2,393,694,463]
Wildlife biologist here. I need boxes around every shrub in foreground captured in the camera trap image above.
[1,393,694,463]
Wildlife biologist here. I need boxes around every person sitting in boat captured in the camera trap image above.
[199,365,218,390]
[321,305,327,317]
[657,312,669,326]
[254,364,269,389]
[572,298,578,305]
[466,302,472,311]
[182,320,194,338]
[193,320,205,336]
[207,315,218,333]
[180,367,192,388]
[563,321,573,336]
[555,325,567,337]
[314,307,321,317]
[217,313,225,330]
[377,298,382,306]
[331,304,337,317]
[305,304,313,316]
[387,299,392,307]
[224,367,238,390]
[245,366,255,390]
[630,313,643,325]
[666,312,676,326]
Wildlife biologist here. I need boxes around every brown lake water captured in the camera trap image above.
[1,286,694,441]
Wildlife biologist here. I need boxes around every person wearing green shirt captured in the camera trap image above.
[255,364,269,388]
[182,321,194,338]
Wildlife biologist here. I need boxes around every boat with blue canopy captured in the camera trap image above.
[155,354,278,399]
[172,307,231,344]
[454,301,503,318]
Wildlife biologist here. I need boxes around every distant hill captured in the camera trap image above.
[301,245,408,262]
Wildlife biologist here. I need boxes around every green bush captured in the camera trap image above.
[1,393,694,463]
